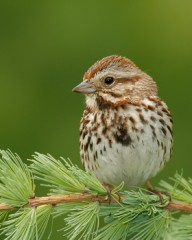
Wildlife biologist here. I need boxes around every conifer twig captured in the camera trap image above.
[165,201,192,212]
[0,193,192,213]
[1,150,192,240]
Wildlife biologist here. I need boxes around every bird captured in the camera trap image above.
[72,55,173,189]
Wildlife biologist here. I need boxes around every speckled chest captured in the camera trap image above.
[79,97,173,185]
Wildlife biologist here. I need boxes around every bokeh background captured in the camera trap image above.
[0,0,192,239]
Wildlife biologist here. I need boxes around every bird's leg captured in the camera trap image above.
[146,181,171,204]
[103,184,122,203]
[103,184,113,204]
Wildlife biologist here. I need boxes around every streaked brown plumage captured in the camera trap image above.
[73,55,173,188]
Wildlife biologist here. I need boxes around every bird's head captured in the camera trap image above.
[72,55,157,109]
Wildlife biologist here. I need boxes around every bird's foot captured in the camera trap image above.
[146,181,171,204]
[103,184,112,204]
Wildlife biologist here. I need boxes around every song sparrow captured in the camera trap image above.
[72,55,173,188]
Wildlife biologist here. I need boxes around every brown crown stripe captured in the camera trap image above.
[84,55,137,80]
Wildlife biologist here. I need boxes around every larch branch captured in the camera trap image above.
[0,193,192,213]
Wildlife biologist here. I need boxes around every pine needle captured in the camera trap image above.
[1,205,52,240]
[64,202,100,240]
[30,153,85,193]
[0,150,34,206]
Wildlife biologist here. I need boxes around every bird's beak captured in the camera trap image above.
[72,80,97,94]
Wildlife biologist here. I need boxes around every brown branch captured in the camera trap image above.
[165,201,192,213]
[28,193,113,206]
[0,193,192,213]
[0,203,10,210]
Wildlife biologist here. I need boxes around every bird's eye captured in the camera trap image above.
[104,77,114,85]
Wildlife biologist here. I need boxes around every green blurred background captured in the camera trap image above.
[0,0,192,239]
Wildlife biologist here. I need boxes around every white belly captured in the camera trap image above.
[91,127,169,187]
